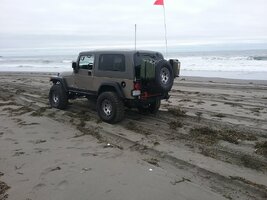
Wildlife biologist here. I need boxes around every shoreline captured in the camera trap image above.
[1,48,267,81]
[0,71,266,84]
[181,70,267,81]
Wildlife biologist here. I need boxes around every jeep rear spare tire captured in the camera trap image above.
[49,83,68,109]
[155,60,174,92]
[96,92,124,123]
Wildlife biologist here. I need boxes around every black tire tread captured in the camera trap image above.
[137,99,161,115]
[97,92,124,123]
[49,84,68,109]
[149,99,161,114]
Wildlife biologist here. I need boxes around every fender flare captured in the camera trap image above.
[50,77,68,92]
[98,82,125,98]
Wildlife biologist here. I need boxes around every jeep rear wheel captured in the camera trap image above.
[137,99,161,114]
[96,92,124,123]
[49,84,68,109]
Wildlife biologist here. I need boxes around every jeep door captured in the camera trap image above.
[74,54,95,92]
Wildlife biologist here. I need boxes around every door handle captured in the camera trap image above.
[88,70,92,76]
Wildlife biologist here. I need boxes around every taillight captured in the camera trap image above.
[134,82,141,90]
[132,82,141,96]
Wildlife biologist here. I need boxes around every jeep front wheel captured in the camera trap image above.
[49,84,68,109]
[96,92,124,123]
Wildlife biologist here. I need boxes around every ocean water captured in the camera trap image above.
[173,50,267,80]
[0,49,267,80]
[0,54,76,72]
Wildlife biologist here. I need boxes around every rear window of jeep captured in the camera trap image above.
[99,54,125,72]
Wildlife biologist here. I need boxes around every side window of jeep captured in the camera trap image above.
[79,55,94,70]
[99,54,125,72]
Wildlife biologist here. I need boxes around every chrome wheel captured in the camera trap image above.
[160,67,170,84]
[52,93,59,103]
[102,99,112,116]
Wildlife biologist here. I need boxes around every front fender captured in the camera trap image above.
[50,76,68,92]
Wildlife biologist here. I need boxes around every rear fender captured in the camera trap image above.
[98,82,125,98]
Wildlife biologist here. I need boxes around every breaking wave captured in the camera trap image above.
[248,56,267,61]
[202,55,267,61]
[1,50,267,79]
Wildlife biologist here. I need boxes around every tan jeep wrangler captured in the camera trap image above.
[49,50,180,123]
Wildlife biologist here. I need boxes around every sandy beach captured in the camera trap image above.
[0,72,267,200]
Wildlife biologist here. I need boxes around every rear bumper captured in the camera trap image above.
[140,92,169,101]
[125,92,169,108]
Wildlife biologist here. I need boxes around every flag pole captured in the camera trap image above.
[163,4,168,57]
[135,24,137,51]
[154,0,168,57]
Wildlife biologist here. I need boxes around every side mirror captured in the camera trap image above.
[72,62,78,73]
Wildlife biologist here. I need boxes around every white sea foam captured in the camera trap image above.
[62,60,72,63]
[0,49,266,80]
[179,56,267,72]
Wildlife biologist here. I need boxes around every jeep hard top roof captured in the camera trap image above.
[79,50,163,57]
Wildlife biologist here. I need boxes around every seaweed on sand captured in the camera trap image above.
[190,127,257,145]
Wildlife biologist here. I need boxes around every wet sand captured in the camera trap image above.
[0,72,267,200]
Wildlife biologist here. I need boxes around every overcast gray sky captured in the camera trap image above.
[0,0,267,50]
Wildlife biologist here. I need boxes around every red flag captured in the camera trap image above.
[154,0,164,6]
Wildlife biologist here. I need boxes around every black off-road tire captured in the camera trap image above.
[96,92,124,124]
[137,99,161,114]
[49,83,68,109]
[149,99,161,114]
[155,60,174,92]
